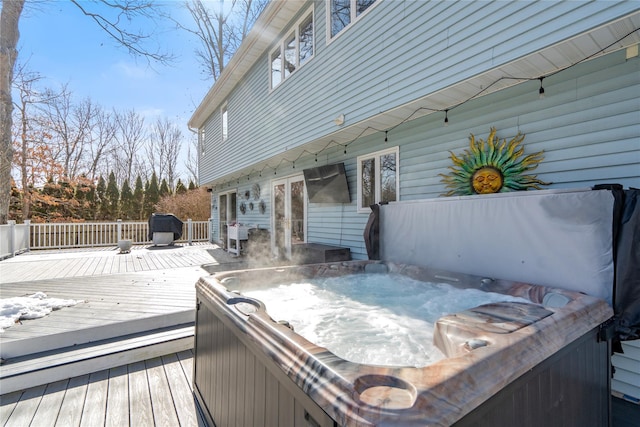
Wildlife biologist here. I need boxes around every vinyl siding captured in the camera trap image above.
[612,340,640,403]
[214,49,638,260]
[199,0,638,184]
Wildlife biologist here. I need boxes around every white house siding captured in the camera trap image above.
[198,0,638,185]
[215,48,639,258]
[613,339,640,403]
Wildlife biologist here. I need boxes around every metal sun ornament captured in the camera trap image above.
[440,127,550,196]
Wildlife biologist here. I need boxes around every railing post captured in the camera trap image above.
[209,218,214,243]
[24,220,31,252]
[187,218,193,245]
[8,220,16,257]
[117,219,123,242]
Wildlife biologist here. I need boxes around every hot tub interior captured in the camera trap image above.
[227,263,558,367]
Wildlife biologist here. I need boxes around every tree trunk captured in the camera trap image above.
[0,0,25,224]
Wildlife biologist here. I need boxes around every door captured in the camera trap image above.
[218,191,237,248]
[272,175,306,260]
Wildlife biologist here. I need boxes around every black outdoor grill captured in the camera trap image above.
[148,213,183,244]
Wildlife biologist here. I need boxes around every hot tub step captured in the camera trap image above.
[0,309,195,360]
[0,324,194,395]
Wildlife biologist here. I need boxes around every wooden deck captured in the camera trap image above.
[0,243,245,426]
[0,350,206,426]
[0,243,241,354]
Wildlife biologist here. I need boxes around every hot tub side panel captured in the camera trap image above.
[193,294,337,427]
[453,326,611,427]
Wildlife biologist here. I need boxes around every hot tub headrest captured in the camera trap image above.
[377,189,615,303]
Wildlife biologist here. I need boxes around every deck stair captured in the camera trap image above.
[0,321,194,395]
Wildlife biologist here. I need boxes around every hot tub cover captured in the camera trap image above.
[148,213,183,241]
[364,186,640,343]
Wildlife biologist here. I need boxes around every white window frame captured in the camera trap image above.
[221,103,228,141]
[269,8,315,90]
[326,0,379,42]
[356,146,399,213]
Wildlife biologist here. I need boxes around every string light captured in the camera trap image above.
[206,28,638,189]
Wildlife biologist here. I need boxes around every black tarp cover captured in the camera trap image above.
[613,188,640,343]
[148,213,183,241]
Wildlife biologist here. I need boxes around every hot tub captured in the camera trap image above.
[193,260,613,427]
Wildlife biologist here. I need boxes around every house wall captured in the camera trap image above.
[213,49,638,259]
[199,0,637,185]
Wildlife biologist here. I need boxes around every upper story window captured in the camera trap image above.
[357,146,399,213]
[329,0,377,39]
[270,10,314,89]
[221,104,228,141]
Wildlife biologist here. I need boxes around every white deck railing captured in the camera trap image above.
[0,220,31,260]
[0,219,210,257]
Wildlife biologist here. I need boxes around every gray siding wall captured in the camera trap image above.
[199,0,637,184]
[218,50,639,260]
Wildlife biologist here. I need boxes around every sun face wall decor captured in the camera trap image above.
[440,127,550,196]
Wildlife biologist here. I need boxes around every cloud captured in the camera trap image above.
[112,61,153,79]
[138,107,166,119]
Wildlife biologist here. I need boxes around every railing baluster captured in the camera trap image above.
[19,220,209,250]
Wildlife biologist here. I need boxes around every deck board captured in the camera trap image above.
[128,361,154,426]
[55,374,90,426]
[0,392,21,425]
[105,365,129,427]
[162,352,201,427]
[1,350,204,427]
[146,356,181,426]
[31,379,67,427]
[78,370,109,427]
[3,384,47,427]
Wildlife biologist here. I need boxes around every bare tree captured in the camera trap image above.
[179,0,267,80]
[148,117,182,188]
[12,65,48,219]
[87,106,117,181]
[43,87,99,180]
[0,0,173,224]
[185,130,199,184]
[113,108,145,184]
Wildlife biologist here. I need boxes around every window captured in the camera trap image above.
[271,50,282,87]
[329,0,377,39]
[357,146,399,212]
[270,10,314,89]
[221,104,228,141]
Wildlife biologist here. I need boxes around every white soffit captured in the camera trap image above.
[322,10,640,148]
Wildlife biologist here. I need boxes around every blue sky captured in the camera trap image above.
[17,1,211,134]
